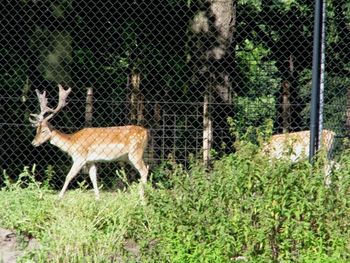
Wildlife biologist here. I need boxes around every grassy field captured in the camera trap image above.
[2,142,350,262]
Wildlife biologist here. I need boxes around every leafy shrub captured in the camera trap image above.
[1,145,350,262]
[132,142,350,262]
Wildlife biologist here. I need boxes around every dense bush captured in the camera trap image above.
[1,143,350,262]
[136,143,350,262]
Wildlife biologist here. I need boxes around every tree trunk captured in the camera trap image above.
[129,70,145,125]
[345,89,350,137]
[203,92,213,166]
[189,0,236,164]
[279,54,299,133]
[281,80,291,133]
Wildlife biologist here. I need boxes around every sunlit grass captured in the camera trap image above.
[0,184,147,262]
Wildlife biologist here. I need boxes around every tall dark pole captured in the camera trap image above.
[309,0,324,163]
[319,0,326,145]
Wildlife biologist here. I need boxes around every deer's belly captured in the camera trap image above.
[86,144,128,162]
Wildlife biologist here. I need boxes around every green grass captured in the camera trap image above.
[2,142,350,262]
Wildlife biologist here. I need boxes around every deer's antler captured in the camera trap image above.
[29,84,72,126]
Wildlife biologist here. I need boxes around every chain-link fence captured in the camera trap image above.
[1,1,350,190]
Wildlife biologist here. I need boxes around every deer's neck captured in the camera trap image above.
[50,129,72,154]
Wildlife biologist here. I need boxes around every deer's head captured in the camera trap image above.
[30,84,71,147]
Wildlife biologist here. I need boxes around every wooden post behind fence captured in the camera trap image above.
[82,87,93,174]
[85,87,93,127]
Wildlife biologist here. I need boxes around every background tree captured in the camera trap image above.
[188,0,236,164]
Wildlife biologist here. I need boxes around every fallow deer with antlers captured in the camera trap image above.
[30,84,149,200]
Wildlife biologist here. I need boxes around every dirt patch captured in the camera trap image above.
[0,228,39,263]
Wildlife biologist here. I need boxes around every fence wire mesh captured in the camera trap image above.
[1,0,350,191]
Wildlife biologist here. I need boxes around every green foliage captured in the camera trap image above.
[140,147,350,262]
[2,146,350,262]
[236,39,280,96]
[0,166,54,239]
[228,116,274,145]
[3,165,41,191]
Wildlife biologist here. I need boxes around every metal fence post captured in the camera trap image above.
[309,0,325,163]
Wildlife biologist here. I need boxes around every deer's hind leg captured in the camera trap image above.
[128,153,149,201]
[128,155,148,184]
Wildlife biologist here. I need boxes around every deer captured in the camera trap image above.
[29,84,149,200]
[263,129,336,185]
